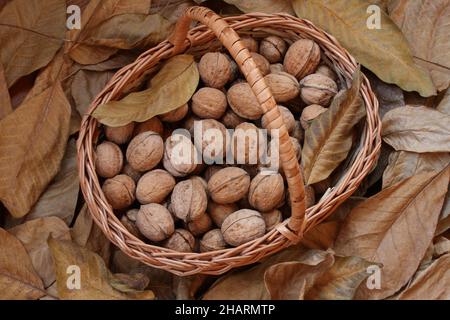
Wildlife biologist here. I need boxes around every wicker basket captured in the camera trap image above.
[77,6,381,276]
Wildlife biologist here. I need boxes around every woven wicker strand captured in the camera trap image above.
[77,7,382,276]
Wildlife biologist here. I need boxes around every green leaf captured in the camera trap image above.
[301,68,366,185]
[92,54,199,127]
[292,0,436,97]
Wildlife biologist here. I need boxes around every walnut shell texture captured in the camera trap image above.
[136,203,174,242]
[248,173,285,212]
[126,131,163,172]
[105,122,135,145]
[221,109,245,129]
[163,229,195,252]
[187,213,213,236]
[171,178,207,222]
[300,104,328,129]
[208,167,250,204]
[192,87,227,119]
[134,117,164,136]
[232,122,267,165]
[208,201,238,228]
[221,209,266,246]
[163,133,198,177]
[261,105,295,135]
[264,72,300,103]
[300,73,338,106]
[284,39,321,80]
[262,209,282,231]
[198,52,232,88]
[250,52,270,76]
[227,82,263,120]
[136,169,175,204]
[102,174,136,210]
[95,141,123,178]
[159,103,189,122]
[259,36,287,63]
[241,35,259,52]
[200,229,227,252]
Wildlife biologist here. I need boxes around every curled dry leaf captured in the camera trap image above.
[0,82,71,218]
[0,63,12,120]
[24,139,79,225]
[382,106,450,153]
[224,0,294,14]
[48,238,154,300]
[292,0,436,97]
[335,167,450,299]
[397,253,450,300]
[0,228,46,300]
[302,68,366,185]
[383,151,450,189]
[0,0,66,87]
[389,0,450,91]
[9,217,71,288]
[92,54,199,127]
[436,191,450,236]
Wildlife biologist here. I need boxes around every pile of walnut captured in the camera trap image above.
[95,36,339,253]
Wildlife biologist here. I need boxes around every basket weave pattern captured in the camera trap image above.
[77,7,381,276]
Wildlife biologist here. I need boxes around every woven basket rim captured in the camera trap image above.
[77,9,381,276]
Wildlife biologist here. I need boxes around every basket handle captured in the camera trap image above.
[169,6,306,237]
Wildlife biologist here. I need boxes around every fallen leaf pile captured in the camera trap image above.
[0,0,449,300]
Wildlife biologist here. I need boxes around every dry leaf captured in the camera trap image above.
[92,54,199,127]
[433,237,450,258]
[0,228,46,299]
[8,217,71,288]
[397,253,450,300]
[48,238,154,300]
[66,0,152,65]
[366,71,404,119]
[0,0,66,87]
[335,167,450,299]
[292,0,436,97]
[264,250,334,299]
[0,82,71,217]
[382,106,450,153]
[110,273,150,292]
[72,70,115,116]
[224,0,294,14]
[23,139,79,225]
[173,275,210,300]
[437,88,450,116]
[389,0,450,91]
[383,151,450,189]
[305,256,375,300]
[302,69,366,185]
[78,52,138,72]
[436,191,450,236]
[301,221,339,250]
[0,62,12,120]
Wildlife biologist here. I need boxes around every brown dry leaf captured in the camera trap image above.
[110,273,150,292]
[437,88,450,116]
[389,0,450,91]
[436,191,450,236]
[264,250,334,300]
[366,71,404,119]
[66,0,151,65]
[292,0,436,97]
[48,238,154,300]
[302,69,366,185]
[92,54,199,127]
[0,62,12,120]
[0,0,66,87]
[335,167,450,299]
[305,256,375,300]
[23,139,79,225]
[8,217,71,288]
[383,151,450,189]
[0,82,71,218]
[71,205,111,265]
[78,52,138,72]
[72,70,115,116]
[0,228,46,299]
[173,275,211,300]
[382,106,450,153]
[224,0,294,14]
[301,221,339,250]
[397,253,450,300]
[433,237,450,258]
[202,246,306,300]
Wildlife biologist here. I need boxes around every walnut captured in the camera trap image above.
[121,209,142,238]
[194,119,229,160]
[203,165,224,182]
[221,109,245,129]
[163,133,198,177]
[261,105,295,135]
[270,63,285,74]
[162,229,195,252]
[171,178,207,222]
[300,104,328,129]
[159,103,188,122]
[182,114,200,136]
[259,36,287,63]
[264,72,300,103]
[102,174,136,210]
[190,176,208,190]
[248,173,285,212]
[122,163,142,183]
[208,167,250,204]
[200,229,227,252]
[208,201,238,228]
[186,213,213,236]
[262,209,282,231]
[316,64,338,82]
[241,35,258,52]
[284,39,321,80]
[192,87,227,119]
[126,131,163,172]
[231,122,267,165]
[95,141,123,178]
[136,169,175,204]
[227,82,263,120]
[251,52,270,76]
[105,122,135,145]
[300,74,338,106]
[136,203,175,242]
[198,52,232,88]
[134,117,164,136]
[221,209,266,246]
